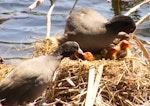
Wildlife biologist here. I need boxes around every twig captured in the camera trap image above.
[85,67,95,106]
[124,0,150,16]
[46,0,56,39]
[136,13,150,28]
[28,0,56,39]
[66,77,76,87]
[140,39,150,45]
[69,0,78,15]
[72,90,87,100]
[28,0,45,11]
[116,61,130,85]
[55,98,70,105]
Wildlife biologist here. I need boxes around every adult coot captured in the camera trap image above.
[0,41,83,106]
[58,8,136,53]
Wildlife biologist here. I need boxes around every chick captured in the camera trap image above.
[105,46,120,60]
[100,43,119,60]
[82,52,95,61]
[73,52,95,61]
[116,40,131,59]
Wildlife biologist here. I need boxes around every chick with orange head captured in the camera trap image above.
[82,52,95,61]
[73,40,130,60]
[100,43,119,60]
[105,46,120,60]
[116,40,131,59]
[73,51,95,61]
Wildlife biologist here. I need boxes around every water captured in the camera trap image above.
[0,0,149,63]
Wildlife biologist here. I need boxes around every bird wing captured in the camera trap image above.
[0,56,58,100]
[65,8,107,35]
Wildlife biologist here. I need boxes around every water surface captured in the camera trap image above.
[0,0,149,63]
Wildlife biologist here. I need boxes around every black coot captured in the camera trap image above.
[58,8,136,53]
[0,41,83,106]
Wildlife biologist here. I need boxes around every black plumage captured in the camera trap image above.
[0,41,83,106]
[58,8,136,53]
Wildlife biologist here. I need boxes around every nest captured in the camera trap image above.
[33,39,58,57]
[0,39,149,106]
[42,58,149,106]
[34,39,150,106]
[0,64,13,81]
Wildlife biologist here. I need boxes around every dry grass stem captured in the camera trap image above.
[133,34,150,64]
[85,68,95,106]
[92,64,104,105]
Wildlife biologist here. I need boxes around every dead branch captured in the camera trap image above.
[124,0,150,16]
[46,0,56,39]
[136,13,150,28]
[28,0,45,11]
[69,0,78,15]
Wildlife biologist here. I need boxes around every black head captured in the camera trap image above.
[106,15,136,34]
[53,41,83,58]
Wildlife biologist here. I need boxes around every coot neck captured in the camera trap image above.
[105,22,122,34]
[52,48,64,60]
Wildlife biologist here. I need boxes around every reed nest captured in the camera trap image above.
[0,39,149,106]
[33,39,150,106]
[0,64,13,82]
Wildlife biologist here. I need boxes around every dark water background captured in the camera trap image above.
[0,0,150,63]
